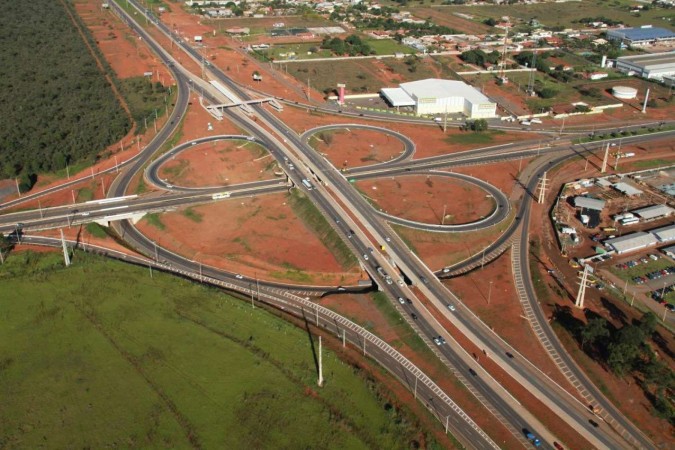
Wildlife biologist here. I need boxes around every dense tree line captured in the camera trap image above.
[0,0,129,187]
[560,309,675,424]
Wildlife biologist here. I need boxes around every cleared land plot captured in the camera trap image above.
[447,0,674,30]
[158,139,280,187]
[356,176,494,225]
[410,7,492,35]
[136,192,360,285]
[309,128,405,169]
[0,252,428,449]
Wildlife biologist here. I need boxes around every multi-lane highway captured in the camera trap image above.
[1,0,667,448]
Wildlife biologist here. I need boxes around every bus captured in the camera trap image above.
[301,179,313,190]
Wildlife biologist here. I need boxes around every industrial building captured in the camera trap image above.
[615,52,675,81]
[607,26,675,47]
[380,79,497,119]
[573,196,605,211]
[652,224,675,243]
[632,204,674,221]
[604,232,658,254]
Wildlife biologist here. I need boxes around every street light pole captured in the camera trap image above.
[487,281,493,305]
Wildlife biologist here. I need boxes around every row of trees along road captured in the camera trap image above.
[0,0,130,192]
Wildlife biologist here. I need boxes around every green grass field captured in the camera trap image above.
[0,251,434,449]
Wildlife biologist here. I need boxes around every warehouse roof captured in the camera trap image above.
[613,182,643,196]
[651,224,675,242]
[574,196,606,211]
[380,88,415,107]
[632,204,674,220]
[608,26,675,42]
[617,52,675,67]
[604,232,658,254]
[399,79,492,104]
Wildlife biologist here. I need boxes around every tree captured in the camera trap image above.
[538,87,558,99]
[468,119,488,132]
[580,318,609,350]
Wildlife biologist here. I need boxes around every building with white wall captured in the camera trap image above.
[615,52,675,81]
[380,79,497,119]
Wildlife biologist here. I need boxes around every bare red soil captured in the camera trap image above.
[159,139,280,188]
[135,193,361,286]
[311,128,405,169]
[356,175,494,225]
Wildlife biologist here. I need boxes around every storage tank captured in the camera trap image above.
[612,86,638,100]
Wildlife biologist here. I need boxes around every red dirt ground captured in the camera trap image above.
[135,193,362,286]
[356,175,494,225]
[159,139,280,187]
[311,128,405,169]
[451,158,534,199]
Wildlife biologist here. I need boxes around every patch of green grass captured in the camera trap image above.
[365,39,414,55]
[161,159,189,178]
[143,212,166,230]
[445,132,497,145]
[135,176,148,195]
[630,159,674,170]
[288,191,358,269]
[76,187,94,203]
[182,207,203,223]
[269,269,312,283]
[0,251,432,449]
[233,236,252,252]
[86,222,108,238]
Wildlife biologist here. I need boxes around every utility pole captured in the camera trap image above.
[15,178,20,197]
[537,171,548,204]
[487,280,493,305]
[642,88,650,114]
[601,142,610,173]
[60,229,71,267]
[307,77,311,101]
[317,336,324,387]
[575,264,591,308]
[441,204,447,225]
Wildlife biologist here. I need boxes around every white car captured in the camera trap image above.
[433,337,442,346]
[447,304,456,312]
[363,254,369,261]
[398,297,405,305]
[235,274,244,279]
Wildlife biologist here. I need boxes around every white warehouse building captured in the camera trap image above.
[381,79,497,119]
[615,52,675,81]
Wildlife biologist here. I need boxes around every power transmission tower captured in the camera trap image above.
[537,171,548,204]
[575,264,591,308]
[601,142,610,173]
[60,229,71,267]
[527,52,536,96]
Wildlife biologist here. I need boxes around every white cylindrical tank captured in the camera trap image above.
[612,86,638,100]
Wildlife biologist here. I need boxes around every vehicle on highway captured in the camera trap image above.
[235,274,244,279]
[397,279,404,287]
[447,304,456,312]
[363,254,369,261]
[385,237,391,242]
[524,430,541,447]
[589,419,600,428]
[468,368,478,377]
[433,337,442,345]
[81,212,90,216]
[410,312,417,320]
[301,179,314,190]
[442,267,450,273]
[406,298,412,305]
[385,276,393,285]
[398,297,405,305]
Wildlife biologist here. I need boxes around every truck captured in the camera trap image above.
[212,192,231,199]
[376,266,387,278]
[301,179,314,190]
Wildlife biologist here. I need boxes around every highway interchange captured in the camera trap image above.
[1,0,672,448]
